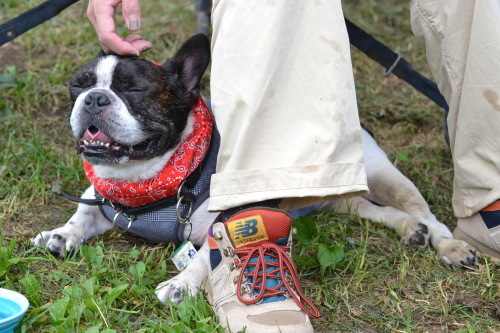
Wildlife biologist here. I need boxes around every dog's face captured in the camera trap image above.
[69,34,211,165]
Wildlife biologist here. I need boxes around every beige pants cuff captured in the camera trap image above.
[209,163,367,211]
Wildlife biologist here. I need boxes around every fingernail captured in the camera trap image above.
[129,19,140,31]
[128,52,139,57]
[142,46,151,53]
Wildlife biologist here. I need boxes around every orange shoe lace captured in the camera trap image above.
[233,243,321,319]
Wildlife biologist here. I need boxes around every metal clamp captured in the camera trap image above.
[176,180,193,225]
[384,51,402,77]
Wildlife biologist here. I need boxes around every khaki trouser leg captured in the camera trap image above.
[411,0,500,217]
[208,0,368,211]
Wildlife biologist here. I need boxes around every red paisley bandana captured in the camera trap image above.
[83,96,213,207]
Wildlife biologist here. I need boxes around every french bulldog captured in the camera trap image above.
[34,33,476,306]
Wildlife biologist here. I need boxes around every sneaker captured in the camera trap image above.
[205,207,320,333]
[453,201,500,260]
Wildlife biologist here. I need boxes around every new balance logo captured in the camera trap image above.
[234,219,259,239]
[227,214,269,248]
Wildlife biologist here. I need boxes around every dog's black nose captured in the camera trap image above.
[84,91,111,114]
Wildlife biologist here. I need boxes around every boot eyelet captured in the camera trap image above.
[214,231,223,240]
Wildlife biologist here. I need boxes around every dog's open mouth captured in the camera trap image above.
[77,126,156,159]
[77,126,121,152]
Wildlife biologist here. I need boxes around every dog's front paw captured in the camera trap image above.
[156,278,199,305]
[399,221,430,248]
[436,238,477,269]
[33,227,84,257]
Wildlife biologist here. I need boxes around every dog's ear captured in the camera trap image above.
[164,34,211,93]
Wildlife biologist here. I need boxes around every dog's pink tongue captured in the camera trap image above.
[82,128,112,143]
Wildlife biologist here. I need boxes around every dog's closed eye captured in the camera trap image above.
[70,71,97,90]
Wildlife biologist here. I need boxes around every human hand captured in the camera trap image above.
[87,0,152,56]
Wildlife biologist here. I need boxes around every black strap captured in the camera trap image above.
[345,18,448,111]
[345,18,450,145]
[0,0,79,47]
[61,190,184,215]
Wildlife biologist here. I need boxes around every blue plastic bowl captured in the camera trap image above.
[0,288,29,333]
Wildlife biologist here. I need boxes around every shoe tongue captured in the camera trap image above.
[225,209,291,249]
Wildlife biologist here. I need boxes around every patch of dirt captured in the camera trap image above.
[0,42,27,69]
[451,290,500,321]
[2,201,70,240]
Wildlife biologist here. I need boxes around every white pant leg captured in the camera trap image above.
[411,0,500,217]
[208,0,368,211]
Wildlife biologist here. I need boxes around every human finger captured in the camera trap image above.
[124,34,153,53]
[100,33,143,55]
[87,0,142,55]
[121,0,142,32]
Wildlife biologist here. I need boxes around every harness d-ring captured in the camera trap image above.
[176,180,193,225]
[176,195,193,225]
[112,209,135,232]
[112,209,123,229]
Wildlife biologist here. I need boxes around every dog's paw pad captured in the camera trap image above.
[48,244,64,257]
[408,223,429,247]
[32,229,79,257]
[439,238,477,269]
[156,280,191,305]
[51,234,64,241]
[401,222,430,248]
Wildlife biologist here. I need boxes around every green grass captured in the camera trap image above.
[1,0,498,332]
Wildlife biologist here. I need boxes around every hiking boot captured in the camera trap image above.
[453,201,500,260]
[205,207,320,333]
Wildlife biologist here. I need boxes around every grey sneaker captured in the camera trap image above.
[205,207,320,333]
[453,201,500,260]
